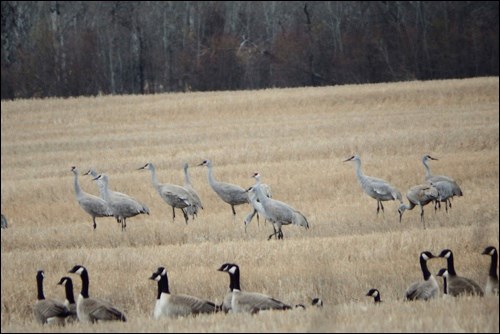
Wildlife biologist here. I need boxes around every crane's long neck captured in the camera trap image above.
[73,171,82,197]
[183,165,192,187]
[422,158,432,179]
[489,251,498,279]
[36,275,45,301]
[253,184,269,205]
[402,201,416,211]
[420,257,432,281]
[148,164,160,189]
[100,178,110,202]
[353,159,370,187]
[206,163,218,189]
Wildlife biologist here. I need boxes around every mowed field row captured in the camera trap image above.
[1,77,498,332]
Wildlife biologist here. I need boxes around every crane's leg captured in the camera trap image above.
[172,207,176,222]
[268,225,278,240]
[92,217,97,230]
[182,208,189,225]
[420,207,426,229]
[231,205,237,223]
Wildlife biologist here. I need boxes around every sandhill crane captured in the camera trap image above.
[344,155,402,215]
[398,183,439,229]
[92,174,149,231]
[198,160,249,222]
[83,169,129,199]
[84,168,132,224]
[182,162,204,220]
[249,174,309,240]
[138,162,195,224]
[71,166,113,230]
[244,172,272,228]
[421,155,463,210]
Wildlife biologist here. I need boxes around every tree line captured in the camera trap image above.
[1,1,498,99]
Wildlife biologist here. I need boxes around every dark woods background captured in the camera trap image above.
[1,1,498,99]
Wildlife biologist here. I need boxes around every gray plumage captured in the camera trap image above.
[68,265,127,323]
[366,289,382,303]
[139,162,194,224]
[1,213,7,229]
[244,172,272,228]
[482,246,499,296]
[249,175,309,240]
[218,263,292,314]
[149,266,217,319]
[182,162,204,219]
[421,154,463,210]
[84,169,130,199]
[92,174,149,231]
[405,251,439,301]
[438,249,484,297]
[84,168,131,224]
[34,270,71,325]
[198,160,249,221]
[344,155,402,214]
[398,183,439,229]
[71,166,113,230]
[57,277,78,322]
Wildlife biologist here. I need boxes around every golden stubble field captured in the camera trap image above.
[1,77,499,332]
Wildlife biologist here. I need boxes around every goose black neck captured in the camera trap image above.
[374,294,381,303]
[79,270,90,299]
[36,275,45,301]
[229,268,241,291]
[158,274,170,296]
[65,279,76,304]
[443,277,448,294]
[489,251,498,279]
[420,256,432,280]
[445,253,457,276]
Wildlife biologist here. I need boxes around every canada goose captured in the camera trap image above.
[311,297,324,307]
[33,270,71,325]
[344,155,402,215]
[218,263,293,314]
[405,251,439,301]
[366,289,382,303]
[217,263,234,313]
[56,277,78,322]
[436,268,450,297]
[438,249,484,297]
[149,266,217,318]
[68,265,127,323]
[481,246,499,296]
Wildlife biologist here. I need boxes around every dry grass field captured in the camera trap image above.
[1,77,499,332]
